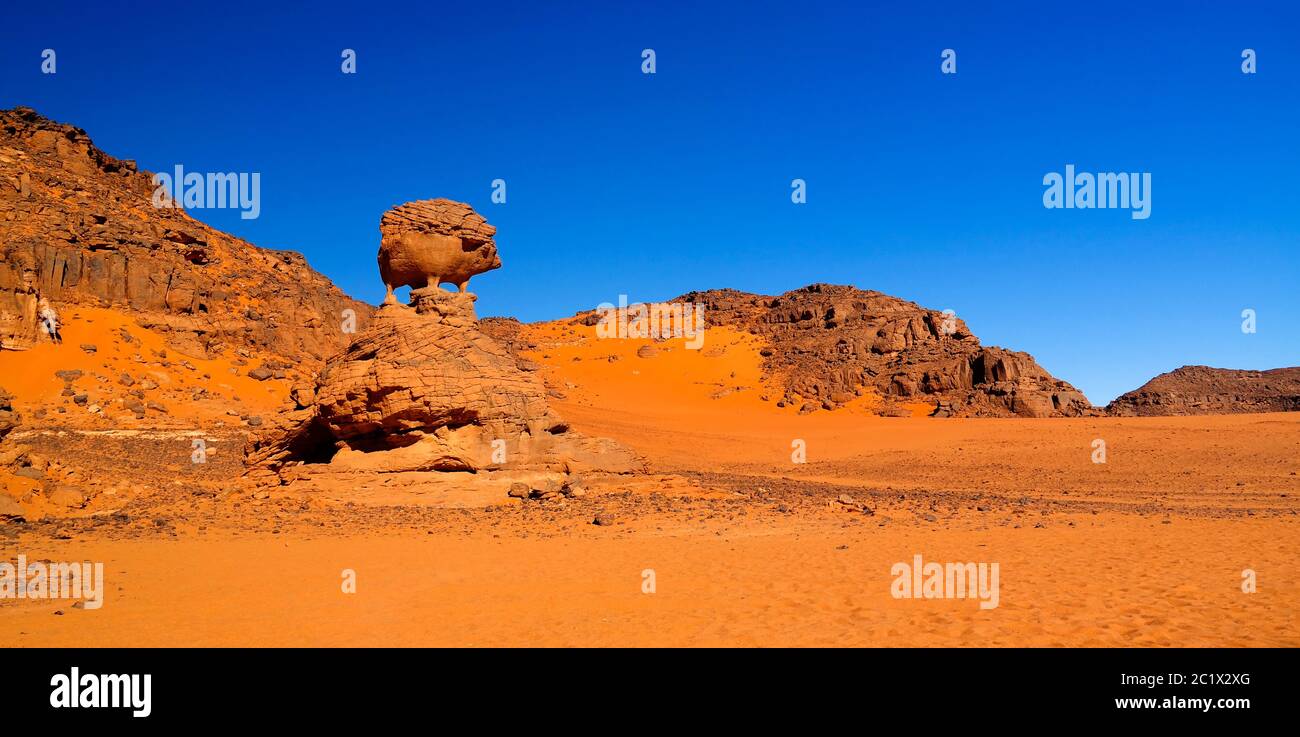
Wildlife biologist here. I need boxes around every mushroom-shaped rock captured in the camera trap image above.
[378,199,501,304]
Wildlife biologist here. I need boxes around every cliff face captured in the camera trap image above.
[0,107,370,362]
[1108,365,1300,416]
[676,284,1094,417]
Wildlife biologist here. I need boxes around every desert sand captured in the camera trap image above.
[3,315,1297,646]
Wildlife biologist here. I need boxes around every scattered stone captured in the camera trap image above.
[0,495,25,520]
[47,486,85,508]
[562,478,587,498]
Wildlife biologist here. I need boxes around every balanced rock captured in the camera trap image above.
[378,198,501,304]
[246,202,640,482]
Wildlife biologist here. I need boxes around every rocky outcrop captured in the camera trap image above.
[378,198,501,302]
[0,386,18,439]
[0,106,370,361]
[247,204,640,483]
[1108,365,1300,416]
[675,284,1093,417]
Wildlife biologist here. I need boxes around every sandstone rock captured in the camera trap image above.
[0,494,24,520]
[47,485,86,508]
[674,284,1094,418]
[1108,365,1300,416]
[507,482,530,499]
[246,204,641,484]
[0,386,18,439]
[378,198,501,304]
[289,383,316,409]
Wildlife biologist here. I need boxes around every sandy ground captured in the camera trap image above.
[2,318,1297,646]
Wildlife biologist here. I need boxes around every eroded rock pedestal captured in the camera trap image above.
[245,288,641,489]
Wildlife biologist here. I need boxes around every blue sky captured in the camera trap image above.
[3,1,1297,404]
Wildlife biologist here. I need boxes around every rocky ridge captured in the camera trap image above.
[1108,365,1300,416]
[0,106,370,363]
[671,284,1095,417]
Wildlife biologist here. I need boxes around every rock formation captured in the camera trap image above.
[246,203,640,484]
[1108,365,1300,416]
[0,386,17,440]
[378,199,501,303]
[0,106,370,361]
[674,284,1094,417]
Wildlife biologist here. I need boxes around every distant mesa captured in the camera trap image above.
[1108,365,1300,416]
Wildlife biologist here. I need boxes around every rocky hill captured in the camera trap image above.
[0,106,370,362]
[1108,365,1300,416]
[673,284,1094,417]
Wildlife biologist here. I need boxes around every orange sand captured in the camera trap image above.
[0,306,289,427]
[2,317,1297,646]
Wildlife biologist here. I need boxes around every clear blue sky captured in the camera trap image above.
[3,1,1297,404]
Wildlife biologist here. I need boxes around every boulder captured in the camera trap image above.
[0,386,17,439]
[378,198,501,303]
